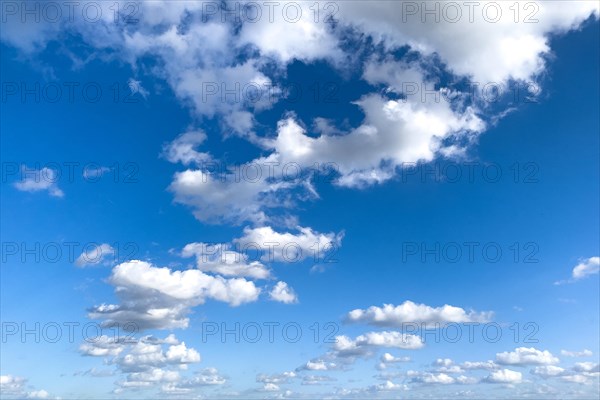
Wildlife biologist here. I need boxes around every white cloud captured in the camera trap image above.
[434,358,454,367]
[377,352,411,369]
[161,368,226,393]
[261,382,280,392]
[268,96,484,188]
[496,347,559,366]
[382,353,411,363]
[531,365,566,378]
[0,375,27,394]
[75,243,115,267]
[370,380,406,391]
[408,371,456,385]
[346,301,492,327]
[0,375,51,399]
[555,257,600,284]
[165,343,201,364]
[433,364,464,375]
[561,349,593,357]
[298,360,337,371]
[168,158,309,224]
[573,362,600,373]
[182,242,271,280]
[127,78,149,99]
[26,390,49,399]
[238,1,343,64]
[573,257,600,280]
[78,333,214,392]
[234,226,343,263]
[79,335,129,357]
[89,260,261,329]
[334,1,599,83]
[332,331,424,359]
[257,371,297,385]
[461,360,499,371]
[301,375,336,385]
[124,368,180,385]
[162,130,212,166]
[13,167,64,197]
[560,371,600,385]
[119,14,278,135]
[269,281,299,304]
[484,369,523,384]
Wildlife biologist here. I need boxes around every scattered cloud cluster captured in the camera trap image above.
[78,333,226,394]
[2,1,599,398]
[0,375,52,399]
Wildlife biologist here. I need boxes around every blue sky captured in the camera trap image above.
[1,1,599,399]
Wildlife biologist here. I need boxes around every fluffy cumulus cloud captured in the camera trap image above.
[266,105,483,189]
[269,281,299,304]
[496,347,560,366]
[484,368,523,384]
[88,260,261,330]
[346,301,492,327]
